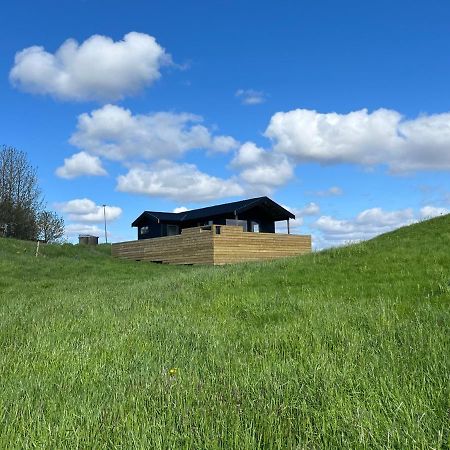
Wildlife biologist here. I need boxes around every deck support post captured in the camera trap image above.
[287,218,290,234]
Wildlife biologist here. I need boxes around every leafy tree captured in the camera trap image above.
[0,145,64,241]
[37,211,65,243]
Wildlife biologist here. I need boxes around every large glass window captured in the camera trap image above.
[225,219,248,231]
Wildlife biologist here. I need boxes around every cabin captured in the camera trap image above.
[132,196,294,239]
[112,196,311,265]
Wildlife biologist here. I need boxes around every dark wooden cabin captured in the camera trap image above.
[131,196,295,240]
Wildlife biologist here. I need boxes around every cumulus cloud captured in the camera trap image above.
[235,89,267,105]
[116,160,244,202]
[210,135,240,153]
[65,223,103,237]
[311,204,450,249]
[297,202,320,216]
[231,141,294,194]
[265,108,450,172]
[70,105,238,161]
[276,202,321,233]
[313,207,415,247]
[419,205,449,218]
[10,32,171,101]
[57,198,122,223]
[55,151,107,179]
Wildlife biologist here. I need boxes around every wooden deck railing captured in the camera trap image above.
[111,225,311,265]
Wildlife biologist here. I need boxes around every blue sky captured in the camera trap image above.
[1,0,449,247]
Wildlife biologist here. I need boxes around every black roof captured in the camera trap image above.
[132,196,295,227]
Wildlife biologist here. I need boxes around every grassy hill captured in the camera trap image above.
[0,216,449,449]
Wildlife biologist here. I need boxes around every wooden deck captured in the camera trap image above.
[111,225,311,265]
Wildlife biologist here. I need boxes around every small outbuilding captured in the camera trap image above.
[78,235,99,245]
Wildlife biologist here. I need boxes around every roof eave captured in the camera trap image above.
[237,196,295,220]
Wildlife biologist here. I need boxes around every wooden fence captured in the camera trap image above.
[111,225,311,265]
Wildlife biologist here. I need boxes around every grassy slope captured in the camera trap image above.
[0,216,449,449]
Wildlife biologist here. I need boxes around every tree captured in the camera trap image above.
[0,145,64,241]
[37,211,65,243]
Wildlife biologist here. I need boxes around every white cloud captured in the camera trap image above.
[314,186,343,196]
[235,89,267,105]
[55,151,107,179]
[210,135,240,153]
[173,206,188,213]
[57,198,122,223]
[70,105,238,161]
[10,32,171,101]
[419,205,449,218]
[313,207,415,247]
[276,202,320,233]
[231,141,294,194]
[265,108,450,172]
[65,223,103,237]
[311,204,449,249]
[116,160,244,202]
[298,202,320,216]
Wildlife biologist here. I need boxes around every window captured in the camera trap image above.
[226,219,248,232]
[167,225,179,236]
[251,221,259,232]
[140,226,149,235]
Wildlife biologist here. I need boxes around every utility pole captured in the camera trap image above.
[102,204,108,244]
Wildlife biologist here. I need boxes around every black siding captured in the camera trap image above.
[259,220,275,233]
[138,223,164,240]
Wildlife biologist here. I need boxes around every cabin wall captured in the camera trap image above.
[181,216,276,233]
[258,220,275,233]
[138,222,184,239]
[137,214,279,239]
[138,222,164,240]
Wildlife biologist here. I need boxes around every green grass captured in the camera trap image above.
[0,216,449,449]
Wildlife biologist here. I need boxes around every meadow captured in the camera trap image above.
[0,215,449,449]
